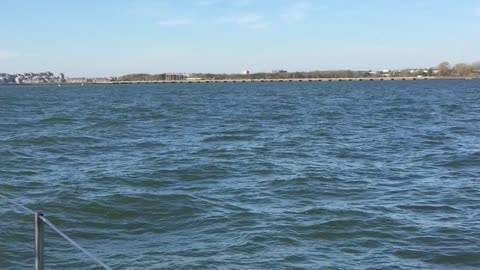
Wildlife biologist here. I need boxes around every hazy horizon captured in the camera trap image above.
[1,0,479,77]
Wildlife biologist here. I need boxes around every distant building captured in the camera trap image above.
[0,72,58,84]
[165,73,186,81]
[67,77,87,83]
[272,70,288,74]
[15,76,23,84]
[242,70,250,75]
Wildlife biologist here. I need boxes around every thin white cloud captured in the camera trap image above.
[195,0,252,7]
[281,1,310,24]
[220,14,270,29]
[195,0,222,6]
[0,49,17,61]
[236,0,254,7]
[157,19,192,26]
[126,1,173,18]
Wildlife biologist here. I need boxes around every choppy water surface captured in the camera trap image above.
[1,81,479,269]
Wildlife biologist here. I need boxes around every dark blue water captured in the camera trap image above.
[1,81,479,269]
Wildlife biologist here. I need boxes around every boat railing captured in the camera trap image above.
[0,193,112,270]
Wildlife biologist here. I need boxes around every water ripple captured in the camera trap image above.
[1,81,479,269]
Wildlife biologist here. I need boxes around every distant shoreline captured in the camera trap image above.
[0,76,477,86]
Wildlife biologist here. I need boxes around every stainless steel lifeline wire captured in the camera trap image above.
[0,193,34,215]
[0,193,113,270]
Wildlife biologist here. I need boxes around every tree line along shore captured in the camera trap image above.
[1,61,478,85]
[116,61,480,82]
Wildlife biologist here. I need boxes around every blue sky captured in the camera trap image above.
[1,0,479,76]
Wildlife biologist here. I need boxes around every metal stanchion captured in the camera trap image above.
[34,211,44,270]
[0,194,112,270]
